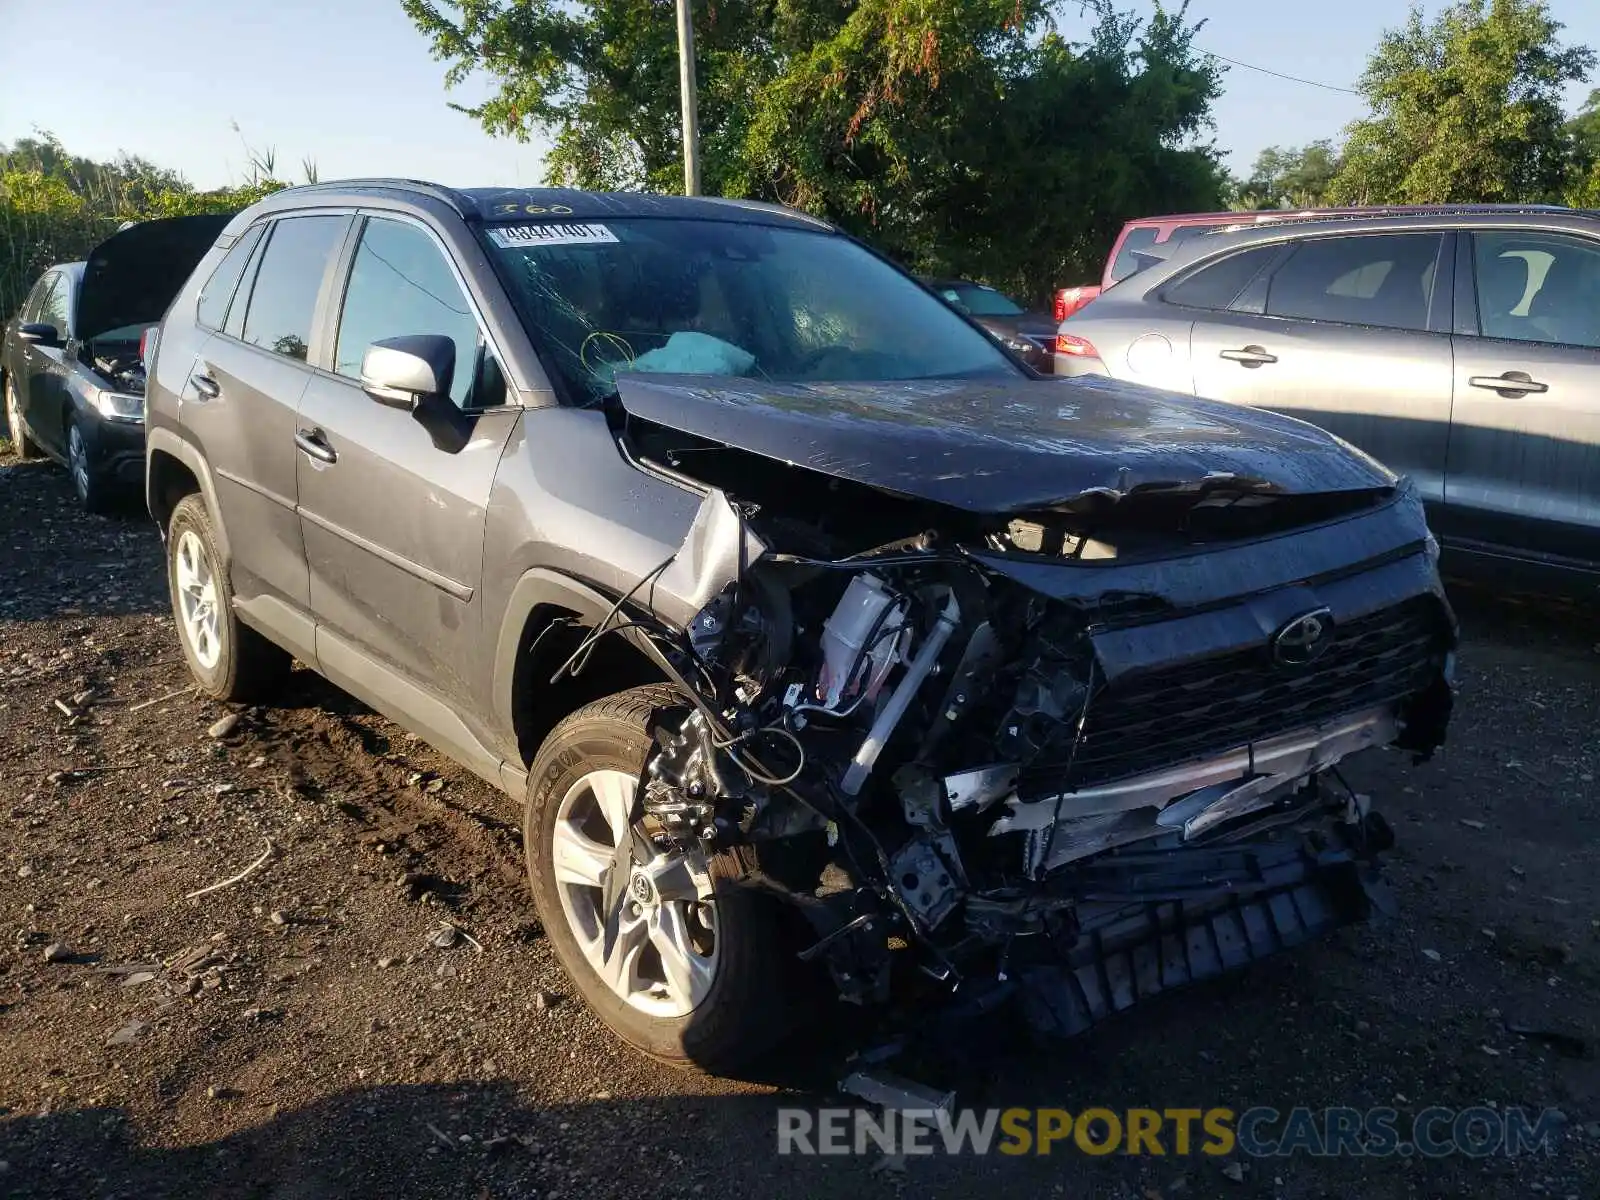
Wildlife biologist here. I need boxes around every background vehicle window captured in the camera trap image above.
[1162,246,1278,311]
[19,274,54,323]
[36,275,71,335]
[240,216,346,361]
[198,224,265,331]
[1109,227,1160,283]
[334,218,482,408]
[944,284,1025,316]
[1265,234,1441,331]
[1473,231,1600,350]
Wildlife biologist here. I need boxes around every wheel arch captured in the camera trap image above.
[145,428,229,561]
[492,567,677,770]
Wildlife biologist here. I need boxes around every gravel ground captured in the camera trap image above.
[1,448,1597,1200]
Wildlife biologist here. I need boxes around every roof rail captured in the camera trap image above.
[272,178,470,214]
[1208,205,1590,233]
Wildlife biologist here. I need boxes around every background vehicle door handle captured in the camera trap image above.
[294,428,337,464]
[1469,372,1548,396]
[191,373,220,400]
[1219,346,1278,367]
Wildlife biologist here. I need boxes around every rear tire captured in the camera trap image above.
[166,493,292,702]
[3,377,40,459]
[524,685,799,1072]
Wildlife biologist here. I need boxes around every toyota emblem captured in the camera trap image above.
[1272,608,1333,666]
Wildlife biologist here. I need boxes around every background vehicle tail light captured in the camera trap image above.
[139,326,158,365]
[1054,333,1100,358]
[1052,286,1101,322]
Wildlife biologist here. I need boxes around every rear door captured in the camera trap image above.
[183,213,350,613]
[1188,231,1455,507]
[1442,229,1600,568]
[295,213,517,712]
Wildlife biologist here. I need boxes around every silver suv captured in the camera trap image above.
[1056,208,1600,594]
[145,180,1455,1071]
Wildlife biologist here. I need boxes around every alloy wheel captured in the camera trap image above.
[549,767,719,1017]
[174,530,223,670]
[67,424,90,501]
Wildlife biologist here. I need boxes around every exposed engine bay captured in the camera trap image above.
[557,377,1458,1030]
[91,346,146,396]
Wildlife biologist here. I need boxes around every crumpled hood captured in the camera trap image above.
[77,214,233,341]
[615,373,1396,513]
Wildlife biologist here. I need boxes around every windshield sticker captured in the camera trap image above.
[487,222,619,249]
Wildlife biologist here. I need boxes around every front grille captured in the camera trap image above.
[1021,598,1446,794]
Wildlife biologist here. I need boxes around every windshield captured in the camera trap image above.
[479,218,1020,404]
[940,283,1025,316]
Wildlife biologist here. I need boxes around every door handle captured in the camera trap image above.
[1219,346,1278,367]
[294,427,337,464]
[1468,371,1548,396]
[191,373,221,400]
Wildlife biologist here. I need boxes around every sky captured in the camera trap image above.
[1,0,1598,190]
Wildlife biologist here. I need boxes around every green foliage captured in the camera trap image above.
[0,132,288,319]
[1329,0,1594,205]
[1232,141,1341,210]
[1566,88,1600,205]
[403,0,1228,301]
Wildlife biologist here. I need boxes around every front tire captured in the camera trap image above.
[4,377,40,459]
[66,418,113,513]
[524,685,796,1072]
[166,494,291,702]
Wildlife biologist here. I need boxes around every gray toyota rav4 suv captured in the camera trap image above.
[146,180,1455,1070]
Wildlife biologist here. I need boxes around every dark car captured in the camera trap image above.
[923,277,1056,368]
[145,180,1454,1071]
[1055,206,1600,596]
[1,215,229,510]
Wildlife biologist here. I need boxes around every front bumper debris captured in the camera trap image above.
[1015,826,1394,1039]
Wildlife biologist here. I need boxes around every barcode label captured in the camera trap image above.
[486,222,619,248]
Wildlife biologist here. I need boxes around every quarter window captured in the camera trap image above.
[1163,246,1279,311]
[1264,234,1442,332]
[240,216,347,362]
[333,218,482,408]
[1471,231,1600,350]
[198,224,266,331]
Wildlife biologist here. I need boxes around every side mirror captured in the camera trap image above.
[360,335,456,411]
[360,334,475,455]
[19,322,60,348]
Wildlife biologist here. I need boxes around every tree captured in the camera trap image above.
[0,134,287,318]
[1233,140,1341,210]
[1566,88,1600,205]
[1328,0,1594,205]
[402,0,1227,301]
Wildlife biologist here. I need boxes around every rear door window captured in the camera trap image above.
[197,224,266,331]
[1264,234,1443,332]
[1471,231,1600,350]
[1162,246,1280,311]
[240,215,347,362]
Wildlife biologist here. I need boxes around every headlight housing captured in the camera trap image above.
[92,390,144,424]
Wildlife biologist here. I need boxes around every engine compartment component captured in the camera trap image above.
[591,425,1456,1031]
[92,349,146,397]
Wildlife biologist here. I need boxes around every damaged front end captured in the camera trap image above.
[582,376,1456,1037]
